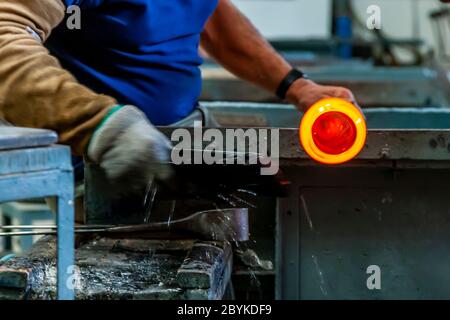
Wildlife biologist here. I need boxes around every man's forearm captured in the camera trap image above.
[201,0,295,94]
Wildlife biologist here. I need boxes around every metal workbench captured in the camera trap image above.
[5,102,450,300]
[0,127,74,300]
[274,129,450,299]
[163,102,450,299]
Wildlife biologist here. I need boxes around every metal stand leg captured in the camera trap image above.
[0,131,74,300]
[57,173,75,300]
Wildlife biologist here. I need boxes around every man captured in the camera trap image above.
[0,0,355,191]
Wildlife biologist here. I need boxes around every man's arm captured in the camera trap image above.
[0,0,172,188]
[0,0,116,155]
[201,0,355,111]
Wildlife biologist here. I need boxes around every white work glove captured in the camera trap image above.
[87,105,173,193]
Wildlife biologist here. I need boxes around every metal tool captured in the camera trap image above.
[0,208,249,241]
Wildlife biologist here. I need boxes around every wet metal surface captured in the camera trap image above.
[177,241,232,291]
[0,236,232,300]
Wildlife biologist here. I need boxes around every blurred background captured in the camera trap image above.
[201,0,450,109]
[231,0,447,65]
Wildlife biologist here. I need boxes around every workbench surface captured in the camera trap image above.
[0,236,232,300]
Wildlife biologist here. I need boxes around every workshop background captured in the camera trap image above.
[235,0,448,63]
[3,0,450,300]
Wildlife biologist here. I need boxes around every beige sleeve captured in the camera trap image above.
[0,0,117,155]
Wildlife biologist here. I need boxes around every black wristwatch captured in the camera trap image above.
[276,69,308,100]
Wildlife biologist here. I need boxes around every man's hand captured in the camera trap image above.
[286,79,356,113]
[88,105,173,194]
[202,0,358,114]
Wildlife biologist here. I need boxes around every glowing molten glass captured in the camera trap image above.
[311,111,357,155]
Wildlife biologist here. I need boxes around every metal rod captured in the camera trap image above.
[0,231,55,236]
[0,225,55,230]
[0,225,113,230]
[0,228,110,237]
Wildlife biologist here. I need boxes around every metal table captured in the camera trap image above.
[0,127,74,300]
[159,103,450,299]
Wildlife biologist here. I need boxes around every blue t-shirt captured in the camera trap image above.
[46,0,218,125]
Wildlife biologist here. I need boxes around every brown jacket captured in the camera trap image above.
[0,0,117,155]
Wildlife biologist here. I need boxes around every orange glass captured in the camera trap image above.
[299,98,367,165]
